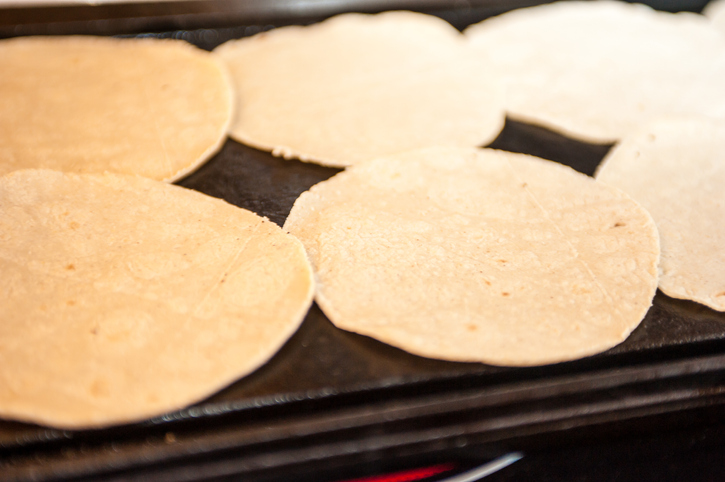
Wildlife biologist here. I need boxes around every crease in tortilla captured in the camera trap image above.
[0,169,313,428]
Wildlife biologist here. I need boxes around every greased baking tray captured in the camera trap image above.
[1,1,724,481]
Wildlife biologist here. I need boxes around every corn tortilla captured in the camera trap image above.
[0,36,233,182]
[284,147,660,366]
[0,170,313,428]
[465,1,725,143]
[596,117,725,311]
[214,11,505,167]
[704,0,725,36]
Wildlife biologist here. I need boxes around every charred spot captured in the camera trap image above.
[613,222,626,228]
[66,263,75,270]
[502,292,510,297]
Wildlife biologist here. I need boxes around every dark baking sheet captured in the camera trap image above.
[1,1,725,480]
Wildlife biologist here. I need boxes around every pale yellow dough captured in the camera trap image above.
[596,117,725,311]
[214,11,505,167]
[0,170,313,428]
[465,1,725,143]
[0,36,233,182]
[285,147,660,366]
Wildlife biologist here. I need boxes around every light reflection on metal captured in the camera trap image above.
[438,452,524,482]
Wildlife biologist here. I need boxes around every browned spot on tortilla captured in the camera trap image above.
[66,263,75,270]
[572,285,592,295]
[90,379,110,398]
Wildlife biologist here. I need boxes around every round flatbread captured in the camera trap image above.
[214,11,505,167]
[596,117,725,311]
[0,170,313,428]
[0,36,233,182]
[284,147,660,366]
[704,0,725,36]
[465,1,725,143]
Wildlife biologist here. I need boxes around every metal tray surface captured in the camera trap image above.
[1,1,724,480]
